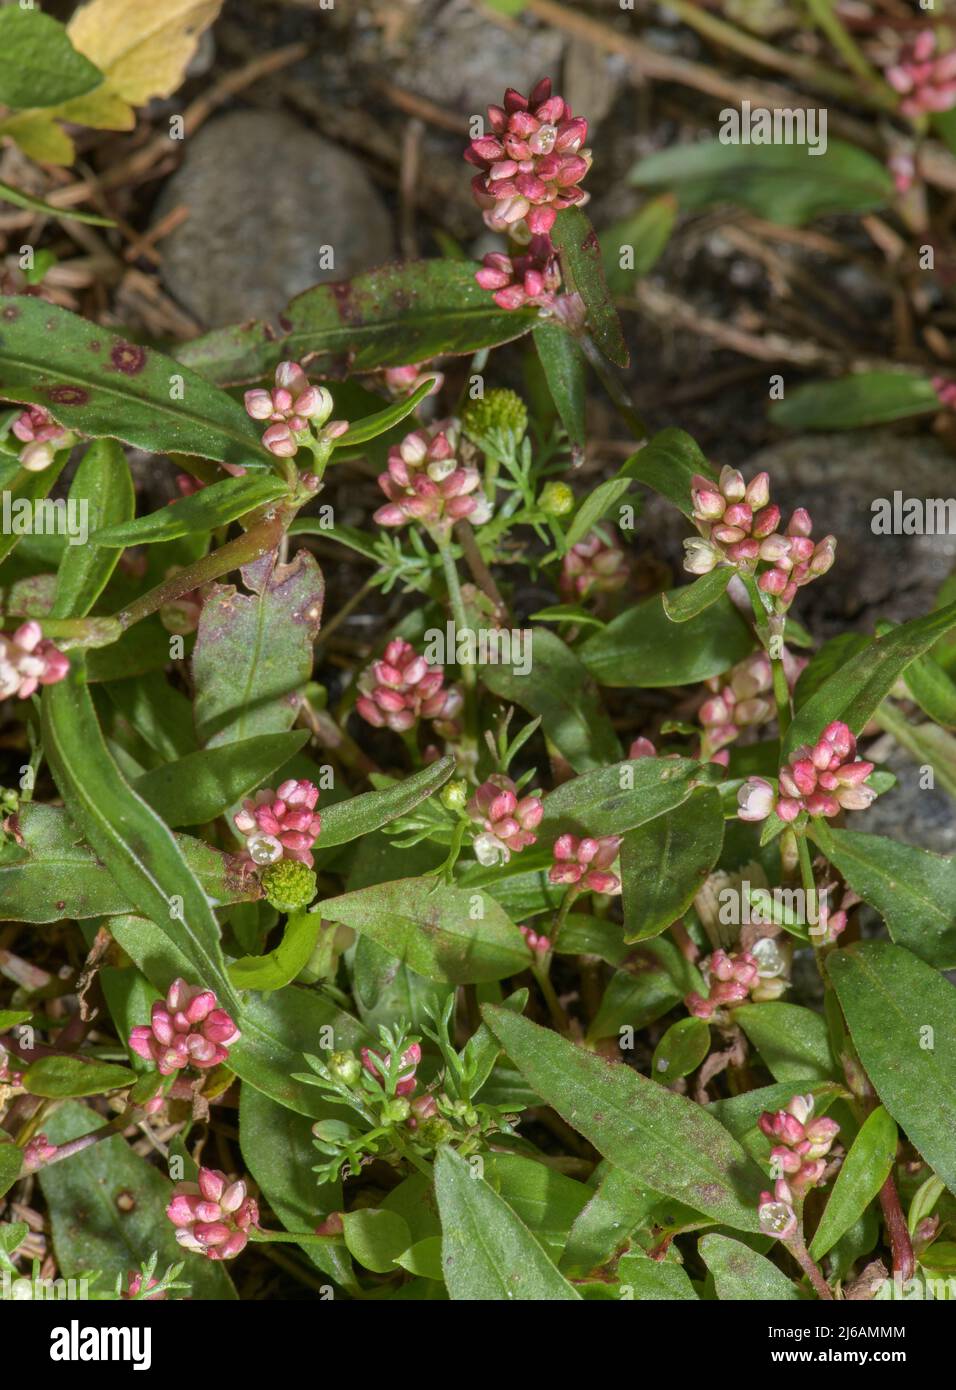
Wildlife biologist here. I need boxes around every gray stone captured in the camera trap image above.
[391,0,564,114]
[155,111,394,328]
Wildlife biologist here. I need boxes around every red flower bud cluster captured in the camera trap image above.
[128,978,240,1077]
[244,360,346,458]
[560,529,629,602]
[167,1167,259,1261]
[685,948,760,1020]
[11,406,71,472]
[356,638,463,736]
[360,1042,422,1097]
[549,834,622,895]
[737,721,876,824]
[0,621,69,699]
[234,779,322,867]
[759,1093,840,1195]
[886,31,956,118]
[373,423,489,532]
[468,775,543,865]
[685,467,835,613]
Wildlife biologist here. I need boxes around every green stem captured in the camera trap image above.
[803,0,886,88]
[785,1229,834,1300]
[771,648,792,743]
[436,537,475,691]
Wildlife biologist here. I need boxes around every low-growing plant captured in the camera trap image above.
[2,58,956,1307]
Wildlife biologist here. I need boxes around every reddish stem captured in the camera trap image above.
[879,1172,915,1282]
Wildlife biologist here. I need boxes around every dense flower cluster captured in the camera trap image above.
[243,361,347,458]
[698,652,774,756]
[685,468,835,612]
[10,406,72,472]
[233,779,322,867]
[469,774,543,865]
[464,78,591,236]
[560,529,629,602]
[737,720,876,823]
[886,31,956,118]
[356,638,462,736]
[520,924,552,956]
[0,621,69,700]
[759,1094,840,1194]
[373,423,489,531]
[167,1167,259,1261]
[465,78,591,313]
[549,833,622,895]
[128,978,240,1077]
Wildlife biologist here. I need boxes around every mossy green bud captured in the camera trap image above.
[461,388,528,442]
[260,859,317,913]
[440,778,469,812]
[538,481,575,517]
[382,1097,411,1123]
[327,1050,362,1087]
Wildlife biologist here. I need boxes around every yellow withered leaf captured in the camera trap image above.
[0,111,75,166]
[67,0,223,105]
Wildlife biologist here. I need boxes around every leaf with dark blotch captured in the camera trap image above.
[175,260,539,386]
[193,548,323,747]
[700,1234,803,1300]
[483,1006,765,1231]
[0,296,270,469]
[0,803,259,923]
[38,1102,235,1297]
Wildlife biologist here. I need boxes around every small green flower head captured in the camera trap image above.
[327,1050,362,1087]
[413,1115,454,1148]
[538,480,575,517]
[382,1096,411,1124]
[440,778,469,813]
[260,859,317,914]
[462,388,528,443]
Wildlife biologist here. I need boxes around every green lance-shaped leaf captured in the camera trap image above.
[616,1252,698,1300]
[812,822,956,971]
[51,439,133,618]
[785,600,956,755]
[734,1003,837,1083]
[320,877,531,985]
[662,567,735,622]
[551,207,629,368]
[192,548,324,747]
[0,297,271,470]
[580,592,754,688]
[38,1102,235,1298]
[810,1106,897,1261]
[333,377,437,449]
[621,786,725,942]
[651,1017,712,1084]
[828,941,956,1195]
[0,1144,21,1200]
[41,660,239,1011]
[0,7,103,109]
[434,1146,581,1300]
[228,911,320,993]
[319,756,455,848]
[132,730,309,828]
[92,475,290,547]
[22,1055,136,1099]
[770,372,939,431]
[480,627,620,773]
[175,260,539,386]
[563,476,634,551]
[699,1233,803,1301]
[629,137,893,226]
[532,321,586,451]
[483,1005,766,1231]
